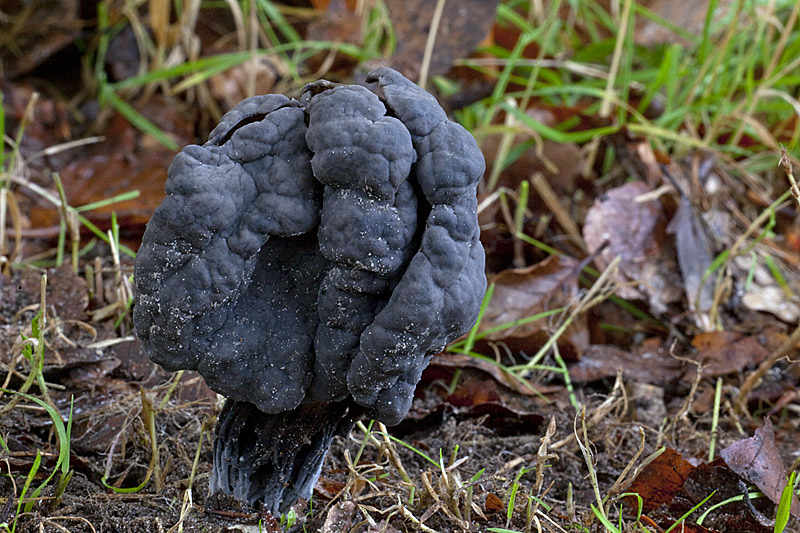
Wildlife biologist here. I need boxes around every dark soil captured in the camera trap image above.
[1,264,793,532]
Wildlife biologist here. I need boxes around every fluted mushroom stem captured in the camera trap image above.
[209,399,364,516]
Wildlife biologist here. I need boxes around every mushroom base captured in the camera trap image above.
[209,399,364,516]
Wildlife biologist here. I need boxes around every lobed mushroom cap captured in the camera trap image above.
[134,68,486,425]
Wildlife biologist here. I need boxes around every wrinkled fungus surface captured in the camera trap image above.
[134,68,486,514]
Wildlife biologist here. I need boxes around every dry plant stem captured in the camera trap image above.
[169,418,209,533]
[118,388,164,493]
[780,147,800,208]
[417,0,446,90]
[604,426,645,505]
[575,406,605,520]
[376,422,414,496]
[532,415,557,514]
[0,188,23,273]
[737,321,800,415]
[461,57,608,79]
[530,172,586,252]
[664,353,703,439]
[600,0,633,118]
[42,516,98,533]
[486,100,518,191]
[396,495,438,533]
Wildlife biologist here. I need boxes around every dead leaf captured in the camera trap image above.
[583,180,682,313]
[668,195,715,328]
[320,501,356,533]
[308,0,362,41]
[732,254,800,323]
[569,342,682,385]
[481,255,588,359]
[679,459,771,532]
[482,135,584,208]
[685,331,769,380]
[28,99,194,245]
[447,378,545,436]
[741,286,800,323]
[383,0,501,82]
[209,57,286,112]
[34,152,170,233]
[626,448,695,511]
[432,353,562,397]
[485,493,503,513]
[720,418,800,519]
[315,478,346,502]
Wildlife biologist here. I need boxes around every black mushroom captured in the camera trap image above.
[133,68,486,516]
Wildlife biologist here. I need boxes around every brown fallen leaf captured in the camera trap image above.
[432,353,562,397]
[383,0,501,82]
[480,255,587,360]
[446,378,545,436]
[684,331,769,380]
[306,0,364,70]
[720,418,800,519]
[209,56,287,112]
[485,493,504,513]
[28,100,194,245]
[482,135,585,212]
[569,341,682,385]
[583,180,683,313]
[626,448,695,511]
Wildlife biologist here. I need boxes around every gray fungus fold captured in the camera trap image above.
[133,67,486,514]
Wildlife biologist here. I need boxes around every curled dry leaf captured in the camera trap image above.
[720,418,800,519]
[583,180,682,313]
[447,378,545,436]
[480,254,588,359]
[668,195,715,329]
